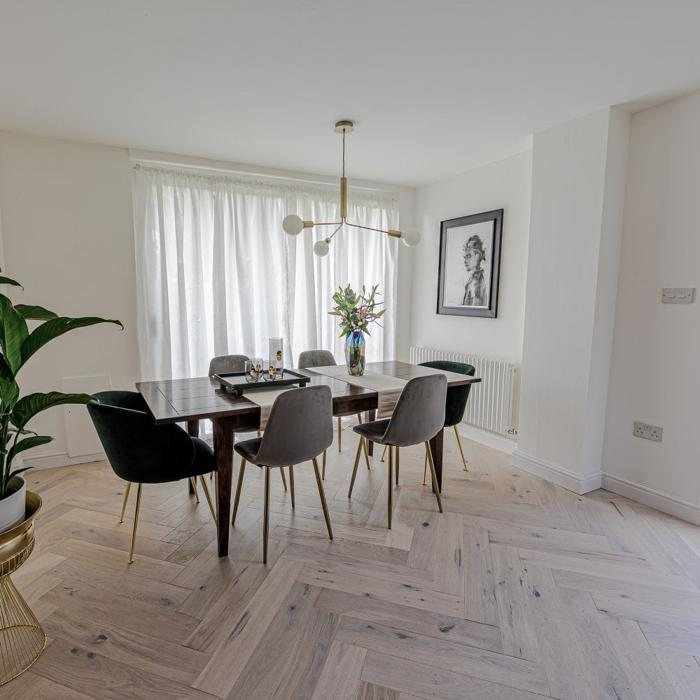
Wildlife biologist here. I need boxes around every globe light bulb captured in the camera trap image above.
[313,238,330,257]
[401,228,421,247]
[282,214,304,236]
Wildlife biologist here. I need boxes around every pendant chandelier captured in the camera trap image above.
[282,120,421,256]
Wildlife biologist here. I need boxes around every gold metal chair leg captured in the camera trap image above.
[231,457,246,527]
[337,416,342,452]
[289,466,295,509]
[347,436,364,498]
[454,425,469,471]
[190,477,200,504]
[279,467,288,492]
[395,447,400,486]
[425,442,443,513]
[380,444,388,462]
[356,413,371,470]
[422,446,428,486]
[312,457,333,540]
[322,449,327,479]
[263,466,271,564]
[199,475,217,523]
[128,483,143,564]
[119,481,131,524]
[387,447,393,529]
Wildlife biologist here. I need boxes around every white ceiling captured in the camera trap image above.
[2,1,700,187]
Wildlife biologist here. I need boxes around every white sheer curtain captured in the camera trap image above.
[132,165,399,380]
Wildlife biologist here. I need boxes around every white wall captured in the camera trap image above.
[602,91,700,522]
[0,131,140,466]
[409,151,532,363]
[514,109,630,493]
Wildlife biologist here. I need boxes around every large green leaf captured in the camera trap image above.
[0,276,22,288]
[11,391,93,430]
[20,316,123,367]
[14,304,58,320]
[0,295,28,373]
[0,354,17,407]
[7,434,52,466]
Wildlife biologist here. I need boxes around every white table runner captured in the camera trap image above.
[245,387,292,429]
[308,365,407,417]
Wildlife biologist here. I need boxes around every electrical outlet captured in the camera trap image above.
[662,287,696,304]
[633,421,663,442]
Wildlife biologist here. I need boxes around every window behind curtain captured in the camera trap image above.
[131,165,399,380]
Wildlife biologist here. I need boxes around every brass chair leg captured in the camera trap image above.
[190,477,200,504]
[119,481,132,524]
[422,446,428,486]
[199,475,217,523]
[128,483,143,564]
[337,416,342,452]
[454,425,469,471]
[425,442,444,513]
[263,466,271,564]
[380,444,388,462]
[289,466,295,509]
[322,449,327,479]
[387,447,393,529]
[357,414,371,470]
[395,447,400,486]
[279,467,288,492]
[312,457,333,540]
[347,436,364,498]
[231,457,246,527]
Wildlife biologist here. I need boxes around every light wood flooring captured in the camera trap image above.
[3,427,700,699]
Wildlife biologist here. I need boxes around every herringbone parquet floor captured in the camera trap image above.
[3,427,699,699]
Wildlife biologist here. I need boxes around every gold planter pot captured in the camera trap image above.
[0,491,45,686]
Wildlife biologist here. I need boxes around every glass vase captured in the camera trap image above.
[345,329,366,376]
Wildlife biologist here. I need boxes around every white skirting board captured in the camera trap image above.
[457,423,516,455]
[601,473,700,526]
[20,450,106,471]
[511,450,603,494]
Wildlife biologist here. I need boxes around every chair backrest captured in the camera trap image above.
[208,354,250,376]
[87,391,195,483]
[297,350,336,369]
[419,360,475,427]
[382,374,447,447]
[255,386,333,467]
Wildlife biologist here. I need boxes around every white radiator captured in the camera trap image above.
[409,346,519,439]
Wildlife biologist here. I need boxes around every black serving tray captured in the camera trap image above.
[214,369,310,396]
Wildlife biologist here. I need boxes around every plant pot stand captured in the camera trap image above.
[0,492,45,686]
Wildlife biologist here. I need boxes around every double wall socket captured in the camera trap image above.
[633,421,663,442]
[661,287,696,304]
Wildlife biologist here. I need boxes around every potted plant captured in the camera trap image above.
[0,273,121,531]
[329,284,385,376]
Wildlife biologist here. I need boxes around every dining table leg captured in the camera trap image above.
[187,420,199,494]
[213,416,235,556]
[365,409,376,456]
[429,428,444,492]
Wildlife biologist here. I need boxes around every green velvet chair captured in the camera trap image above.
[419,360,476,480]
[87,391,217,563]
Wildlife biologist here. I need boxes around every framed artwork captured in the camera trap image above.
[436,209,503,318]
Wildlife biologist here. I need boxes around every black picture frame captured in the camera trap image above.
[436,209,503,318]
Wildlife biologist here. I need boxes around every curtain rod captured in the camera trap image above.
[130,155,401,195]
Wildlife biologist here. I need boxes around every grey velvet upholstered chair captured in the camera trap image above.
[297,350,370,476]
[349,374,447,528]
[231,385,334,563]
[208,352,290,492]
[208,353,250,376]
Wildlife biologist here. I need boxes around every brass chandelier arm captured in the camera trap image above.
[345,221,402,237]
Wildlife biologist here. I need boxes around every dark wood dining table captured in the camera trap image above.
[136,361,480,557]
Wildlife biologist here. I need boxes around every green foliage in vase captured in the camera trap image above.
[0,273,122,499]
[329,284,385,337]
